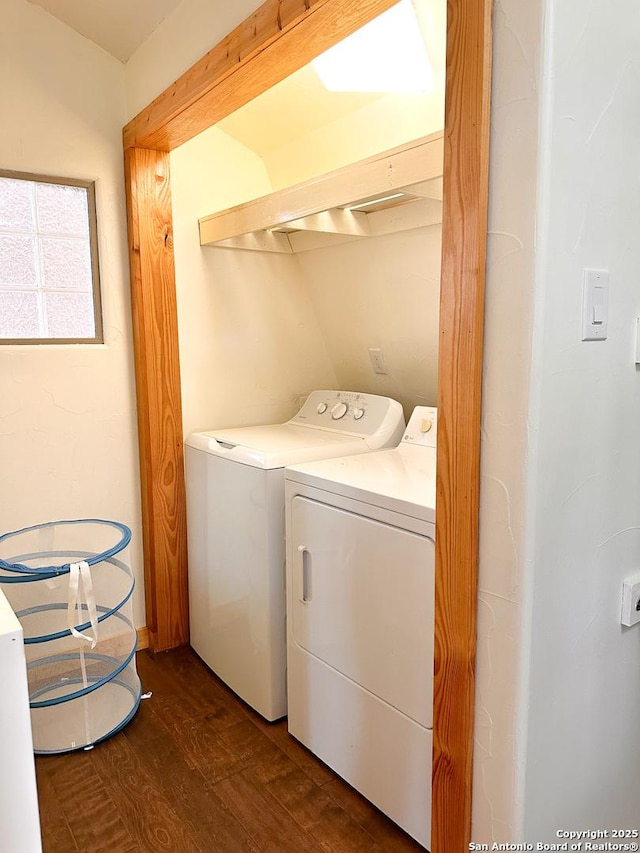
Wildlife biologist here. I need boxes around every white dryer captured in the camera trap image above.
[184,391,405,722]
[284,406,437,849]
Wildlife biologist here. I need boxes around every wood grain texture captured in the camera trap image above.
[432,0,493,850]
[124,148,189,652]
[36,648,421,852]
[123,0,398,151]
[37,750,137,852]
[137,626,150,650]
[33,766,79,853]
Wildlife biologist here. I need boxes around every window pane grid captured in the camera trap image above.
[36,290,47,338]
[33,183,49,337]
[0,228,92,238]
[0,173,102,343]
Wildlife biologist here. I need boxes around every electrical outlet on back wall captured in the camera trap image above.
[621,576,640,627]
[368,347,389,375]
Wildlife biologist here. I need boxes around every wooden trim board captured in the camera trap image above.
[431,0,492,848]
[136,627,150,651]
[124,147,189,653]
[122,0,492,848]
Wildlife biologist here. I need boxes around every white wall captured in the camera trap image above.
[521,0,640,836]
[170,127,338,433]
[264,90,444,190]
[479,0,640,838]
[297,226,441,418]
[0,0,144,626]
[472,0,543,839]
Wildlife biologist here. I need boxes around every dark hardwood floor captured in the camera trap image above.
[35,646,425,852]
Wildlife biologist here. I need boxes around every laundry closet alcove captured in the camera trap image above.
[123,0,492,848]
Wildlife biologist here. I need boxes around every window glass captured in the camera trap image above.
[0,172,103,343]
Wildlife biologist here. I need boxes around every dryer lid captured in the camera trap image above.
[285,443,436,521]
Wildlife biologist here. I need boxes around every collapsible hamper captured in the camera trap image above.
[0,519,142,754]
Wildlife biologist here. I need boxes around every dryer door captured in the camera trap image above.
[289,496,435,728]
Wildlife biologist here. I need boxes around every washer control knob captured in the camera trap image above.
[316,403,328,414]
[331,402,348,420]
[353,408,365,420]
[420,418,433,433]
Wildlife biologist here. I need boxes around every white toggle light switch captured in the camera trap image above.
[582,268,609,341]
[592,289,605,323]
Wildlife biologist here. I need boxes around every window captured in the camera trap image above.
[0,171,103,344]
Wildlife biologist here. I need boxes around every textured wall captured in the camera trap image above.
[478,0,640,837]
[0,0,144,625]
[297,225,441,420]
[170,126,338,434]
[522,0,640,835]
[472,0,544,838]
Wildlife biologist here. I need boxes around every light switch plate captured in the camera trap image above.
[621,575,640,627]
[582,268,609,341]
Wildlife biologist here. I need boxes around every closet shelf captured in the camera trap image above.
[198,131,444,254]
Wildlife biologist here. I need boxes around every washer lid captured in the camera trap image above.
[285,443,436,522]
[185,423,369,469]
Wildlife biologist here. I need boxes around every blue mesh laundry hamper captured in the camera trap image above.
[0,519,142,754]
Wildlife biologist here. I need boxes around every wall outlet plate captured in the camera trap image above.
[621,576,640,627]
[368,347,389,375]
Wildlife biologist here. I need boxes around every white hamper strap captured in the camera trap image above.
[68,560,98,649]
[40,524,63,590]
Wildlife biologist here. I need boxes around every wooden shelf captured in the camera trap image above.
[198,132,444,254]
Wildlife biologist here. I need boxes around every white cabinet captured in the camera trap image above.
[0,590,42,853]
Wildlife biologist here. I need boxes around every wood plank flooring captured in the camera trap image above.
[35,646,426,852]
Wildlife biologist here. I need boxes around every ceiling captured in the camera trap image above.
[27,0,184,62]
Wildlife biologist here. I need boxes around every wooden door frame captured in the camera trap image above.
[122,0,492,849]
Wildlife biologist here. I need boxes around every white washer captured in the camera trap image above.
[185,391,405,722]
[284,406,437,849]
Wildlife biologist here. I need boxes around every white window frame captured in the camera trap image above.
[0,170,103,345]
